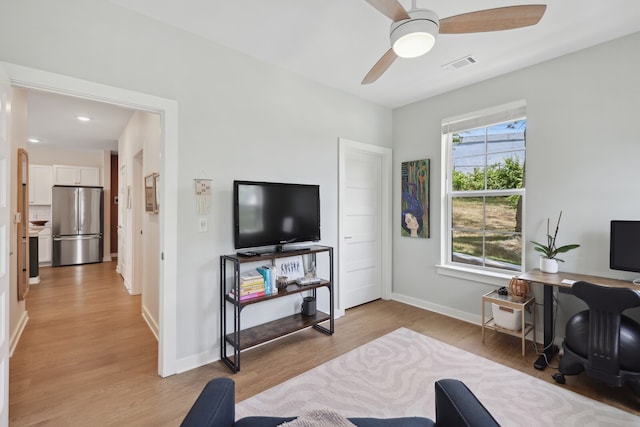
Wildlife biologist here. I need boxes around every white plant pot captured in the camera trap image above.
[540,257,559,273]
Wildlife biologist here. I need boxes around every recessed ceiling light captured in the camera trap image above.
[76,115,92,122]
[28,138,40,143]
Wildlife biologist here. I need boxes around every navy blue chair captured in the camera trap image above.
[181,377,500,427]
[552,281,640,395]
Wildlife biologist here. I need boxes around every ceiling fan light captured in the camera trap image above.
[393,31,436,58]
[391,10,439,59]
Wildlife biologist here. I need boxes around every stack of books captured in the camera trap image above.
[229,270,266,301]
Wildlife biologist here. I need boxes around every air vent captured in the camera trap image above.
[442,55,478,71]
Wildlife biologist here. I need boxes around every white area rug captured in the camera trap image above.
[236,328,638,426]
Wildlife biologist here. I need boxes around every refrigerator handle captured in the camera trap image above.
[73,188,82,233]
[54,235,100,241]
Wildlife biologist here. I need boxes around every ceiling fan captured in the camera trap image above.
[362,1,547,84]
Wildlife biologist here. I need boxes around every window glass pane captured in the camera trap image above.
[486,120,526,154]
[485,196,521,232]
[485,232,521,271]
[451,229,483,266]
[452,197,483,230]
[451,164,485,191]
[452,133,486,191]
[485,121,525,190]
[485,153,525,190]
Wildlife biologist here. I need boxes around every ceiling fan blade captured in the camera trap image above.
[364,0,410,22]
[439,5,547,34]
[362,48,398,85]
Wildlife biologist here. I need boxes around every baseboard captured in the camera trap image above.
[141,305,159,341]
[391,292,545,345]
[123,278,132,293]
[392,292,482,325]
[176,350,219,374]
[10,310,29,357]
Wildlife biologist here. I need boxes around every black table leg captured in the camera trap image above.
[534,283,558,370]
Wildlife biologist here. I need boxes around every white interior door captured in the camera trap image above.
[0,65,11,427]
[339,139,392,310]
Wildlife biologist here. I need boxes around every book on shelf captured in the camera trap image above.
[240,269,264,282]
[229,288,265,301]
[256,265,277,295]
[240,277,264,286]
[231,284,265,294]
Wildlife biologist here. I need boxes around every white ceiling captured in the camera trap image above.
[26,1,640,152]
[26,90,134,153]
[108,0,640,108]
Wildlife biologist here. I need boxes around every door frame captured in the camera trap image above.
[338,138,392,315]
[1,64,11,427]
[2,61,179,377]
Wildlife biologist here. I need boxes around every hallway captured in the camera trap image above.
[9,261,162,425]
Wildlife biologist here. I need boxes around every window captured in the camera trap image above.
[442,101,526,274]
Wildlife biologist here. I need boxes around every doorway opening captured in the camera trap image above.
[5,62,178,377]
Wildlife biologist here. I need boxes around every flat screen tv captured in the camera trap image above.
[610,220,640,275]
[233,180,320,251]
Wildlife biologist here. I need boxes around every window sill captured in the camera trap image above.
[436,264,516,287]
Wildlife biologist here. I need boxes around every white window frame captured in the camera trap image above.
[438,100,527,285]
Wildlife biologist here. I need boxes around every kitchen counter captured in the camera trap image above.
[29,226,43,236]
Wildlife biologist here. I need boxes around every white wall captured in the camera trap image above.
[27,147,103,168]
[118,110,161,335]
[0,0,393,370]
[392,32,640,334]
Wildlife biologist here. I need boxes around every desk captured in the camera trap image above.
[518,269,640,370]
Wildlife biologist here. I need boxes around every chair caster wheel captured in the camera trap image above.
[552,373,565,384]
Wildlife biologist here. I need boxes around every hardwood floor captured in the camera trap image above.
[9,262,639,425]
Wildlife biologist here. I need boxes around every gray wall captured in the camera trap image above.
[392,31,640,335]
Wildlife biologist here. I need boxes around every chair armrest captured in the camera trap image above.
[181,378,235,427]
[434,379,499,427]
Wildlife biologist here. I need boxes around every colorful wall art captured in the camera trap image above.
[401,159,430,238]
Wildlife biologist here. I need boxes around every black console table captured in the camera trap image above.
[220,245,334,373]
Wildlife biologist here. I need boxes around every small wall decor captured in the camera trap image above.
[274,255,305,281]
[401,159,430,238]
[154,173,160,212]
[145,173,159,213]
[194,178,212,215]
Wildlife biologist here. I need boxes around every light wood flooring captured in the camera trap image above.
[9,261,639,425]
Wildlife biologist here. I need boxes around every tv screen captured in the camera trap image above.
[233,180,320,250]
[610,220,640,273]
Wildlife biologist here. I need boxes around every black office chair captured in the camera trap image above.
[552,281,640,395]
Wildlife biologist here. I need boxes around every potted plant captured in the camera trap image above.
[530,211,580,273]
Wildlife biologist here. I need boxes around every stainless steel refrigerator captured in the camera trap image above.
[52,185,104,267]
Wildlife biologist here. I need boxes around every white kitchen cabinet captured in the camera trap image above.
[53,165,100,186]
[29,164,53,205]
[38,228,52,263]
